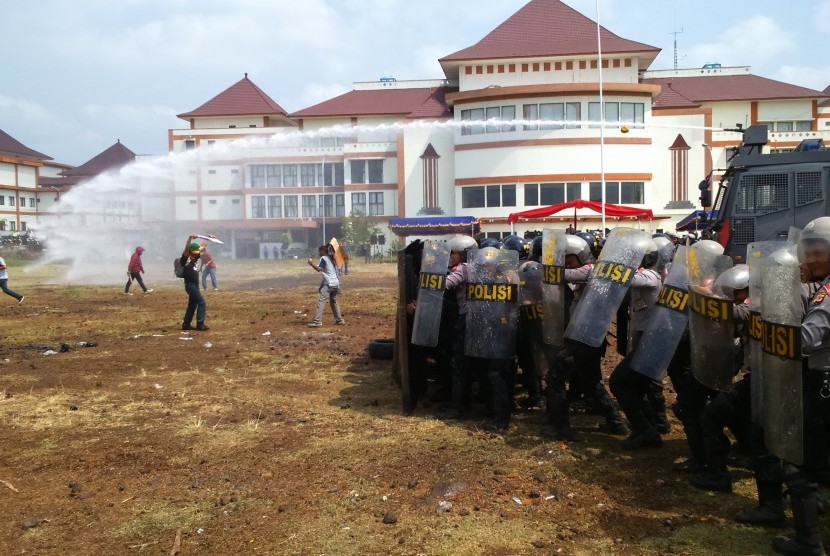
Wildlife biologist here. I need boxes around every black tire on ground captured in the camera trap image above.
[367,339,395,360]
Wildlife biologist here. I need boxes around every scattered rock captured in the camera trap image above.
[68,481,81,498]
[531,540,546,548]
[68,405,78,411]
[407,479,418,489]
[382,512,397,524]
[21,518,41,529]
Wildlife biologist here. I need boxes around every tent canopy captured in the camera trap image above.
[507,199,654,224]
[389,216,480,236]
[675,209,718,232]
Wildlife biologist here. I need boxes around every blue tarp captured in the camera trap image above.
[388,216,480,236]
[675,209,718,232]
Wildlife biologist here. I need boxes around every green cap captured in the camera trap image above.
[190,242,201,251]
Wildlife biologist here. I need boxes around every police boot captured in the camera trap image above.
[620,427,662,450]
[689,469,732,493]
[735,480,786,526]
[772,493,826,555]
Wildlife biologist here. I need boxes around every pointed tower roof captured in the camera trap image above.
[440,0,659,77]
[177,74,288,119]
[61,140,135,178]
[669,134,691,150]
[0,129,51,161]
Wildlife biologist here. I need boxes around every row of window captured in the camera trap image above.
[461,181,646,208]
[0,196,37,207]
[249,160,383,188]
[0,221,23,231]
[464,57,633,76]
[460,101,646,135]
[757,121,812,133]
[250,192,385,219]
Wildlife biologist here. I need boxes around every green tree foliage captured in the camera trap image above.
[340,210,381,248]
[280,231,292,251]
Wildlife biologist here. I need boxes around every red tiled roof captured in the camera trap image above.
[669,134,690,149]
[292,86,455,119]
[178,74,287,119]
[0,129,51,161]
[440,0,659,62]
[643,74,826,103]
[820,84,830,107]
[653,83,699,109]
[61,141,135,178]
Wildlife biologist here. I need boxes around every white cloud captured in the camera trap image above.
[774,66,830,92]
[0,95,52,124]
[817,1,830,34]
[685,15,794,69]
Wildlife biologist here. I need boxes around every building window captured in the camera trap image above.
[759,120,813,132]
[588,102,645,125]
[351,192,366,214]
[208,199,217,204]
[20,222,26,231]
[523,104,539,131]
[266,165,281,187]
[184,140,195,150]
[283,165,298,187]
[251,196,266,218]
[350,160,383,184]
[460,107,485,135]
[208,140,216,146]
[462,184,516,208]
[283,195,298,218]
[8,222,14,231]
[350,160,365,183]
[251,165,266,188]
[300,164,316,186]
[368,192,384,215]
[301,195,316,217]
[589,181,645,204]
[9,197,14,207]
[0,221,4,230]
[319,194,334,217]
[368,160,383,183]
[208,170,216,175]
[232,199,240,204]
[335,194,345,217]
[319,162,345,186]
[462,106,515,135]
[268,195,282,218]
[189,200,197,205]
[525,182,581,206]
[0,196,4,205]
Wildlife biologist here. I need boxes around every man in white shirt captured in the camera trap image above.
[0,256,24,304]
[307,245,345,327]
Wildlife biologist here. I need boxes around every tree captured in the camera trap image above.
[280,231,292,251]
[340,210,381,249]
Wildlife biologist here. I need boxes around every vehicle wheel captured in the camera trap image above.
[367,338,394,360]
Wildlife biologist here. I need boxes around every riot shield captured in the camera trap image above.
[687,244,735,391]
[564,227,652,347]
[630,246,689,380]
[760,246,804,464]
[746,241,786,423]
[465,247,520,359]
[518,261,547,382]
[411,240,451,347]
[541,229,567,347]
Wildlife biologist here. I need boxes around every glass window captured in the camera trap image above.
[283,195,298,217]
[540,183,565,205]
[319,194,334,217]
[605,102,619,122]
[368,160,383,183]
[302,195,316,217]
[588,102,601,128]
[350,160,365,184]
[502,184,516,207]
[333,161,344,186]
[251,196,265,218]
[501,105,516,132]
[369,192,384,215]
[776,122,793,132]
[9,197,14,207]
[283,165,298,187]
[267,165,280,187]
[335,194,345,217]
[268,195,281,218]
[524,183,539,206]
[621,182,645,204]
[589,181,619,203]
[461,108,485,136]
[20,222,26,231]
[486,185,501,207]
[620,102,636,123]
[566,182,581,201]
[796,121,812,131]
[486,106,501,133]
[351,192,366,214]
[565,102,581,129]
[8,222,14,231]
[301,164,316,186]
[184,140,195,150]
[251,165,266,188]
[523,104,538,130]
[29,198,34,208]
[462,186,485,208]
[540,103,564,130]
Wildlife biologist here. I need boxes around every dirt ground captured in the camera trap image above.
[0,257,822,555]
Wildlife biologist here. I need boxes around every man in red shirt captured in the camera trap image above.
[125,246,153,295]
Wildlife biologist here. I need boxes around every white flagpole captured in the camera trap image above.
[596,0,606,236]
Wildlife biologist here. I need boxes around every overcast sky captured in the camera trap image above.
[3,0,830,166]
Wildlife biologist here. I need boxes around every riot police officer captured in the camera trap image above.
[771,217,830,555]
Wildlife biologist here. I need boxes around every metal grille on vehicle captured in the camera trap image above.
[795,171,823,206]
[731,217,756,245]
[733,173,789,215]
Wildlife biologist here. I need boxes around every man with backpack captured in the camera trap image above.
[179,235,208,331]
[307,245,345,327]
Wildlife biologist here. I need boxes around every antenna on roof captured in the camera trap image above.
[244,73,248,78]
[669,28,684,70]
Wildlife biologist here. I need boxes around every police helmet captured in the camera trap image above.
[641,239,660,269]
[652,232,671,241]
[479,237,503,249]
[518,260,543,286]
[448,235,477,253]
[565,234,594,265]
[798,216,830,262]
[714,264,749,295]
[575,231,599,257]
[652,236,675,265]
[502,235,530,259]
[694,239,725,257]
[529,235,543,260]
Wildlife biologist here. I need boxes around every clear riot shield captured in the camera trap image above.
[411,241,451,347]
[465,248,520,359]
[630,246,689,380]
[518,261,547,380]
[687,244,736,391]
[541,229,567,347]
[760,246,804,465]
[564,227,652,347]
[746,241,786,423]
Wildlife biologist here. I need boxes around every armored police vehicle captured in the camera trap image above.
[701,125,830,260]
